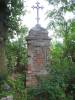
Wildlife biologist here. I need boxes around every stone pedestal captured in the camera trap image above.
[1,96,13,100]
[26,24,50,87]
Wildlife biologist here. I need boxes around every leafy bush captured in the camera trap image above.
[0,74,27,100]
[27,43,75,100]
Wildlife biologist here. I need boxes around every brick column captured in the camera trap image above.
[26,24,51,87]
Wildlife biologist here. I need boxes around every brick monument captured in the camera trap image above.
[26,2,50,87]
[26,24,50,86]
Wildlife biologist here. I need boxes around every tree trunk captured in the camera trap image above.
[0,40,7,79]
[0,1,9,80]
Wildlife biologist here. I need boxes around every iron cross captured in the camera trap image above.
[32,1,43,24]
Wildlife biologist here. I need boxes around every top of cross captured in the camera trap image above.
[32,1,44,24]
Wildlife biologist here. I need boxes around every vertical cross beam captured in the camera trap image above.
[32,1,43,24]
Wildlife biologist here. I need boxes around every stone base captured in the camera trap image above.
[0,96,13,100]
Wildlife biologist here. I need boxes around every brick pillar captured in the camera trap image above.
[26,24,50,87]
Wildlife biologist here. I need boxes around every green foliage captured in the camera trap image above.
[47,0,75,63]
[4,0,28,74]
[11,74,26,100]
[0,0,26,39]
[8,0,26,38]
[27,39,75,99]
[0,74,27,100]
[0,0,27,99]
[6,26,28,74]
[47,0,75,35]
[28,52,74,100]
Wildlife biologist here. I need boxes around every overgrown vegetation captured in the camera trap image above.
[27,44,75,100]
[0,74,26,100]
[0,0,75,100]
[0,0,27,99]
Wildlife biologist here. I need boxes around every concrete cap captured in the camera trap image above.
[26,24,50,40]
